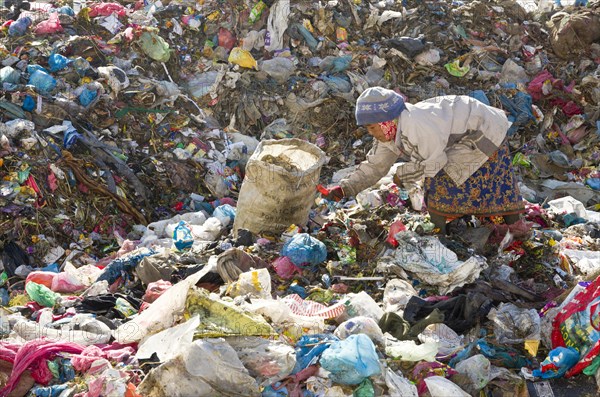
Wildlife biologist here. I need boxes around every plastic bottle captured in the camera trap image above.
[25,281,60,307]
[28,70,57,93]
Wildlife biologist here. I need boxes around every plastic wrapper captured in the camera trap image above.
[488,303,541,344]
[551,274,600,376]
[319,334,381,385]
[333,316,384,346]
[533,347,580,379]
[228,48,258,69]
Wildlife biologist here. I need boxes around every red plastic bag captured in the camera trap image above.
[551,274,600,377]
[218,27,237,50]
[386,220,407,248]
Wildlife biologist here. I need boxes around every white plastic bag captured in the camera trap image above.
[385,368,418,397]
[227,337,296,385]
[454,354,491,391]
[385,338,438,362]
[334,316,384,346]
[424,376,470,397]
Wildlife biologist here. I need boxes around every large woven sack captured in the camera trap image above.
[233,138,325,236]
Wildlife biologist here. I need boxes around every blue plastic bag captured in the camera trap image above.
[533,347,580,379]
[49,54,71,72]
[28,70,57,93]
[79,87,98,106]
[22,95,35,111]
[173,221,194,250]
[26,64,49,74]
[292,334,338,374]
[213,204,236,225]
[319,334,381,385]
[8,17,32,37]
[281,233,327,266]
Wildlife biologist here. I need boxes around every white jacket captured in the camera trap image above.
[340,95,509,196]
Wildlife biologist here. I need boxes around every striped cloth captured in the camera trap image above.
[281,294,346,319]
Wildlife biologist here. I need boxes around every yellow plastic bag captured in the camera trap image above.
[228,47,258,69]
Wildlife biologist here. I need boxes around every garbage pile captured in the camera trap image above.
[1,0,600,395]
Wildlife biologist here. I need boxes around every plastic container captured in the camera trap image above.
[281,233,327,266]
[233,139,326,236]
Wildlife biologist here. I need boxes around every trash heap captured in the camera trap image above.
[1,0,600,395]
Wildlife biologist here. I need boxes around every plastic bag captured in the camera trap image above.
[424,376,469,397]
[281,233,327,266]
[273,256,302,279]
[137,338,261,397]
[51,272,85,293]
[383,279,418,313]
[212,204,236,227]
[385,338,438,362]
[319,334,381,385]
[488,303,541,344]
[533,347,580,379]
[342,291,384,322]
[334,316,384,346]
[228,48,258,69]
[260,57,295,83]
[385,369,418,397]
[33,13,63,35]
[26,271,56,288]
[0,66,21,84]
[139,31,171,62]
[173,221,194,251]
[551,274,600,376]
[418,323,464,357]
[455,354,491,391]
[8,17,32,36]
[25,281,60,307]
[227,337,296,385]
[48,54,71,72]
[227,268,272,299]
[28,70,56,93]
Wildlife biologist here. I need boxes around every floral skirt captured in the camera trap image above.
[424,145,525,218]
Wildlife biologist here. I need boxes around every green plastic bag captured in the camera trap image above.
[139,31,171,62]
[25,281,60,307]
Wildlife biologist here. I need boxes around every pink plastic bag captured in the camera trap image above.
[33,13,63,35]
[51,272,85,293]
[89,2,127,17]
[218,27,237,50]
[142,280,172,303]
[273,256,302,279]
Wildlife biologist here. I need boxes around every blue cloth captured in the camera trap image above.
[96,249,156,284]
[499,92,535,136]
[355,87,405,125]
[425,145,524,218]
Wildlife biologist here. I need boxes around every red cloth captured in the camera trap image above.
[378,120,397,141]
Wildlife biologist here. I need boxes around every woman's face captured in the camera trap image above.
[366,123,389,142]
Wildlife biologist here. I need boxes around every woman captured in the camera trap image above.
[322,87,525,234]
